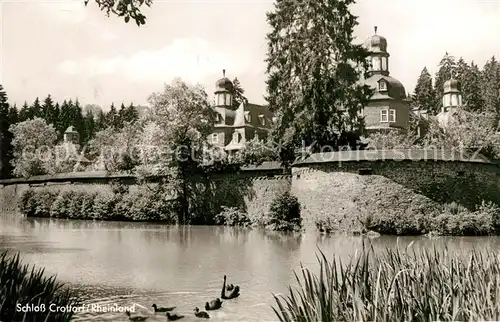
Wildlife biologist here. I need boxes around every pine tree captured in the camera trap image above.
[107,103,119,129]
[122,103,139,124]
[82,110,96,146]
[58,100,72,137]
[458,61,484,112]
[265,0,372,163]
[118,103,126,128]
[231,78,247,108]
[8,104,18,125]
[18,102,30,122]
[73,99,85,144]
[434,52,457,114]
[481,56,500,116]
[96,110,107,131]
[41,94,58,127]
[29,97,43,119]
[413,67,435,112]
[0,85,12,178]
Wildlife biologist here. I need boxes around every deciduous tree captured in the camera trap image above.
[9,118,58,178]
[265,0,372,165]
[147,78,217,223]
[85,0,151,26]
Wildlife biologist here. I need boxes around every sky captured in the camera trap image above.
[1,0,500,109]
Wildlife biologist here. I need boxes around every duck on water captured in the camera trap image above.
[151,304,176,313]
[205,298,222,310]
[166,312,185,321]
[194,307,210,319]
[125,310,148,321]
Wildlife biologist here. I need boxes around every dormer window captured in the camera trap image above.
[244,111,251,122]
[378,80,387,91]
[258,114,265,125]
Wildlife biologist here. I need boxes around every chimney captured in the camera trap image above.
[374,26,378,34]
[223,69,226,77]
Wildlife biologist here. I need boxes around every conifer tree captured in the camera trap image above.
[265,0,372,163]
[481,56,500,116]
[107,103,119,129]
[41,95,57,126]
[0,85,12,178]
[29,97,43,119]
[82,110,96,146]
[128,103,139,123]
[458,61,484,112]
[73,99,85,144]
[230,78,246,108]
[96,109,107,131]
[413,67,435,112]
[19,102,30,122]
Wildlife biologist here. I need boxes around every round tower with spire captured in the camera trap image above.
[362,26,409,131]
[364,26,390,77]
[214,69,233,107]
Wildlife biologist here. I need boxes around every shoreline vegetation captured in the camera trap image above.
[272,244,500,321]
[18,184,500,237]
[0,251,77,322]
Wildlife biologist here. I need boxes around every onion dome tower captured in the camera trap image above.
[214,69,233,108]
[364,26,390,77]
[442,74,462,112]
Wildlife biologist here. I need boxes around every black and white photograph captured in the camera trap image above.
[1,0,500,321]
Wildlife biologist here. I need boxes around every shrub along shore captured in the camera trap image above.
[19,183,303,232]
[19,183,500,236]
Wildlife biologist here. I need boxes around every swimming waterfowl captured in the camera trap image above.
[221,275,240,300]
[166,312,185,321]
[194,307,210,319]
[204,298,222,310]
[151,304,176,313]
[125,310,148,321]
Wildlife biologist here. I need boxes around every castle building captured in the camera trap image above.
[209,70,274,151]
[363,26,410,132]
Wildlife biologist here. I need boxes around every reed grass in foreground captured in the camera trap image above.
[273,243,500,321]
[0,251,77,322]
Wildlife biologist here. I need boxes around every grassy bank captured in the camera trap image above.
[0,251,77,322]
[273,244,500,321]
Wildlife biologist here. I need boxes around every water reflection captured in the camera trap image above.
[1,215,500,321]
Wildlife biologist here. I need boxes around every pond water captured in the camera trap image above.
[1,214,500,321]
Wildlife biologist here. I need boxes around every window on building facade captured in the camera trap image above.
[244,111,251,122]
[211,133,218,143]
[372,57,381,71]
[389,109,396,123]
[379,80,387,91]
[381,57,388,71]
[380,109,389,122]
